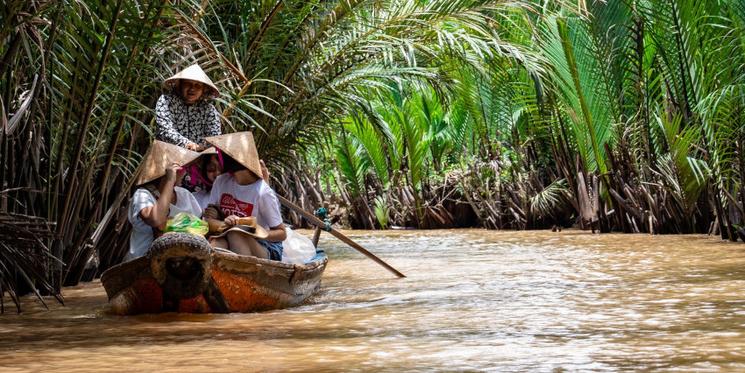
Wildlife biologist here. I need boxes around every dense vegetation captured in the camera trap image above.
[2,0,745,311]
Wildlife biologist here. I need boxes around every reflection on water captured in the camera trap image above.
[3,230,745,372]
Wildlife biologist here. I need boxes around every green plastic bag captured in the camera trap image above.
[164,212,209,236]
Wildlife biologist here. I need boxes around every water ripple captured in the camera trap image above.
[2,230,745,371]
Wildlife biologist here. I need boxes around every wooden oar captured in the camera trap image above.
[277,195,406,278]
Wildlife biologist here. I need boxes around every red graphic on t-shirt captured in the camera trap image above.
[220,193,254,217]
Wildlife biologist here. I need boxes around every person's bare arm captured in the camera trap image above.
[139,164,178,229]
[206,217,225,233]
[266,223,287,242]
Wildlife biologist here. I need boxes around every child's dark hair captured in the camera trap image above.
[201,154,216,176]
[222,154,247,174]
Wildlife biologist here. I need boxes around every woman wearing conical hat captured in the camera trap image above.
[202,132,287,261]
[156,64,222,152]
[125,141,203,261]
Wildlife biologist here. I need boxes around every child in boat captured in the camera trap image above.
[202,132,287,261]
[125,141,203,262]
[189,148,223,210]
[156,64,221,151]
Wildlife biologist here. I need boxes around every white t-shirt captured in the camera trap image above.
[207,174,283,231]
[193,189,211,210]
[125,186,203,261]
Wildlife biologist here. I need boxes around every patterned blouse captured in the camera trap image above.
[155,94,221,147]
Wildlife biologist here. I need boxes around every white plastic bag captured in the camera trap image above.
[281,227,316,264]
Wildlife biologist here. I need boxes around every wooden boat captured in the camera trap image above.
[101,232,327,315]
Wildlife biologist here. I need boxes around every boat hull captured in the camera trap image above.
[101,233,327,315]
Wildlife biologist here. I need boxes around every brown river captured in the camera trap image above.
[2,230,745,372]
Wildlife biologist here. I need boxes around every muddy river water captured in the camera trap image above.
[2,230,745,371]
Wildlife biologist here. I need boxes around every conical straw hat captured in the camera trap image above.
[134,140,202,186]
[200,146,218,155]
[204,132,263,179]
[163,64,220,99]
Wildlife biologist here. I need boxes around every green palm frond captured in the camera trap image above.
[529,178,568,219]
[334,127,369,198]
[169,0,541,165]
[537,15,618,173]
[652,113,709,211]
[373,195,390,228]
[344,113,392,187]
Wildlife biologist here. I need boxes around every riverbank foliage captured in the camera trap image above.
[2,0,745,310]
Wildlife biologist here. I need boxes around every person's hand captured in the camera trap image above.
[204,206,219,219]
[164,163,180,184]
[185,142,199,151]
[260,159,270,180]
[224,215,240,226]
